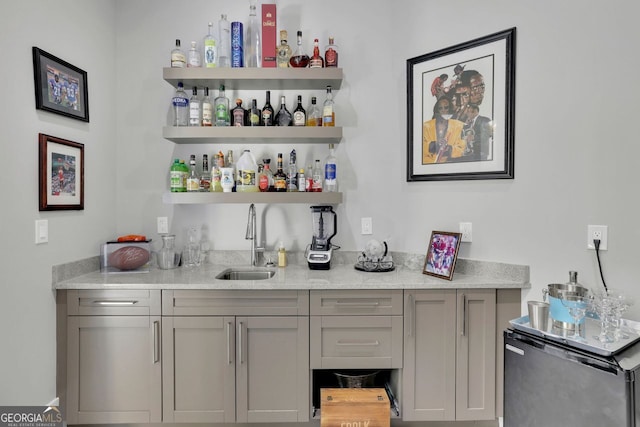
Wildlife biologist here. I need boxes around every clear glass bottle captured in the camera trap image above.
[261,90,275,126]
[226,150,235,191]
[171,39,186,68]
[249,99,261,126]
[187,41,201,67]
[298,168,306,192]
[189,87,201,126]
[306,96,322,126]
[306,163,314,191]
[276,30,292,68]
[324,144,338,192]
[179,160,189,191]
[203,22,218,68]
[245,0,262,67]
[322,85,335,127]
[200,154,211,191]
[273,153,287,192]
[324,37,339,67]
[231,98,247,126]
[287,149,298,192]
[312,159,323,192]
[212,153,223,192]
[201,87,213,126]
[218,14,231,68]
[289,31,309,68]
[309,38,324,68]
[214,85,230,126]
[275,95,292,126]
[293,95,306,126]
[186,154,200,192]
[171,82,189,126]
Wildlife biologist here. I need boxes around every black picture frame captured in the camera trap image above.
[422,231,462,281]
[39,133,84,211]
[32,47,89,122]
[407,28,516,181]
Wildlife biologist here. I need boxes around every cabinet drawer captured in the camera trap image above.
[310,315,403,369]
[310,290,403,316]
[67,290,161,316]
[163,290,309,316]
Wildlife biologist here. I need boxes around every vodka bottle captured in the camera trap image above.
[200,154,211,191]
[309,38,324,68]
[306,96,322,126]
[202,87,213,126]
[261,90,275,126]
[171,39,186,68]
[218,14,231,68]
[245,0,262,67]
[214,85,230,126]
[323,144,338,192]
[324,37,339,67]
[312,159,323,192]
[187,41,201,67]
[171,82,189,126]
[189,87,201,126]
[186,155,200,192]
[322,85,335,127]
[275,95,292,126]
[289,31,309,68]
[276,30,292,67]
[203,22,218,68]
[292,95,306,126]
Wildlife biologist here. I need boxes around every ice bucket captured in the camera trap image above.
[543,283,589,330]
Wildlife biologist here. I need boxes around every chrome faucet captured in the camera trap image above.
[245,203,264,266]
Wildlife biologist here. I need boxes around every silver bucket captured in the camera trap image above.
[543,283,589,330]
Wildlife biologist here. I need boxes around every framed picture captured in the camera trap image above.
[32,47,89,122]
[407,28,516,181]
[39,133,84,211]
[423,231,462,280]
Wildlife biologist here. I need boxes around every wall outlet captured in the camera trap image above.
[587,225,608,250]
[459,222,472,242]
[157,217,169,234]
[361,217,373,235]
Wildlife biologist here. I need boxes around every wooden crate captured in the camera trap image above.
[321,388,390,427]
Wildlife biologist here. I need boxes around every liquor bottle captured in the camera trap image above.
[179,160,189,192]
[292,95,306,126]
[170,158,183,192]
[287,149,298,191]
[324,37,339,67]
[226,150,236,191]
[275,95,292,126]
[309,38,324,68]
[187,41,202,67]
[218,14,231,68]
[261,90,275,126]
[171,82,189,126]
[249,99,261,126]
[245,0,262,67]
[186,155,200,192]
[203,22,218,68]
[324,144,338,192]
[189,87,201,126]
[200,154,211,191]
[322,85,335,127]
[289,31,309,68]
[171,39,186,68]
[276,30,292,68]
[273,153,287,192]
[298,168,306,192]
[306,164,313,191]
[215,85,230,126]
[306,97,322,126]
[212,152,224,192]
[202,87,213,126]
[231,99,247,126]
[258,158,275,192]
[312,159,323,192]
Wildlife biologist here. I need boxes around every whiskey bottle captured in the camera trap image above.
[322,85,335,127]
[273,153,287,192]
[249,99,261,126]
[306,96,322,126]
[231,98,247,126]
[202,87,213,126]
[324,37,339,67]
[309,38,324,68]
[292,95,306,126]
[275,95,292,126]
[276,30,292,67]
[289,31,310,68]
[171,39,186,68]
[261,90,275,126]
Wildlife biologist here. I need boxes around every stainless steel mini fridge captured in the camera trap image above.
[504,328,640,427]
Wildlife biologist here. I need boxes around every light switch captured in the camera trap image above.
[35,219,48,244]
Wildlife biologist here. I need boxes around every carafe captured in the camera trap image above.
[157,234,180,269]
[182,228,202,268]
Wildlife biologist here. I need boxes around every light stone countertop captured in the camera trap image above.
[52,251,530,291]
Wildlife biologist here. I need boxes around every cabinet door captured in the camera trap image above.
[455,289,496,421]
[402,290,456,421]
[236,316,309,423]
[66,316,161,424]
[162,316,235,423]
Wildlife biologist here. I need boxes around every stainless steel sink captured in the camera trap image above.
[215,267,276,281]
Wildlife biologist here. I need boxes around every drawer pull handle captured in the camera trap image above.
[152,320,160,363]
[336,340,380,346]
[92,300,139,306]
[334,301,380,307]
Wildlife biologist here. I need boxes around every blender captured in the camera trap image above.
[307,205,337,270]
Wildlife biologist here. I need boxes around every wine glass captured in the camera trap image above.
[561,295,587,342]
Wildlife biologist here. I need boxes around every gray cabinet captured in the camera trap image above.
[65,290,162,424]
[162,290,310,423]
[402,289,496,422]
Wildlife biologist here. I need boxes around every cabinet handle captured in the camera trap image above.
[238,321,244,364]
[153,320,160,363]
[461,293,467,336]
[336,340,379,346]
[91,300,139,306]
[334,301,380,307]
[227,321,233,365]
[406,293,414,337]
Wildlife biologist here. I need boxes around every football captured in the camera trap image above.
[108,246,150,270]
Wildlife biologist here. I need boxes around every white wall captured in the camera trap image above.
[2,0,640,405]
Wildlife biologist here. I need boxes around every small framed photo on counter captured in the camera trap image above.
[423,231,461,280]
[39,133,84,211]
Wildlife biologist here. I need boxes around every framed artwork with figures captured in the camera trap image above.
[407,28,516,181]
[423,231,461,280]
